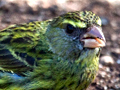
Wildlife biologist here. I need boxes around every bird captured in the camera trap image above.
[0,11,105,90]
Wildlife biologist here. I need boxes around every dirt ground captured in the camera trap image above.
[0,0,120,90]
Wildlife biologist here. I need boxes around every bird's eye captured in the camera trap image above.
[66,24,75,34]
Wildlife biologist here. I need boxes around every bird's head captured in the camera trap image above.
[46,11,106,61]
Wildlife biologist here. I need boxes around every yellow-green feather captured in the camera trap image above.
[0,20,53,72]
[0,11,102,90]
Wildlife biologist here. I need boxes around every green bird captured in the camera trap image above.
[0,11,105,90]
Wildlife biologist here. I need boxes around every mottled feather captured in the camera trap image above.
[0,11,104,90]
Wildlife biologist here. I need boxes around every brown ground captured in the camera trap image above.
[0,0,120,90]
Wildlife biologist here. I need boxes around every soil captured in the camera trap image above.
[0,0,120,90]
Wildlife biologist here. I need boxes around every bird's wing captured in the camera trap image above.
[0,21,52,73]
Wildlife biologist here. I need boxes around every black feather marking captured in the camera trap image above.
[0,55,14,60]
[1,37,12,43]
[39,50,47,54]
[26,55,35,66]
[0,49,10,55]
[12,38,27,43]
[68,82,75,87]
[19,53,27,58]
[37,58,42,60]
[15,52,36,66]
[15,52,19,55]
[28,48,36,53]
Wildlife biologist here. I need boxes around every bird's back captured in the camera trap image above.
[0,21,52,73]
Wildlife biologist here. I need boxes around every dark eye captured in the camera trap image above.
[66,24,75,34]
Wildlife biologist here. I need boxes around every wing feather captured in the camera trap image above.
[0,21,52,73]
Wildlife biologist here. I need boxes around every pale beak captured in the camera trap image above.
[81,26,106,48]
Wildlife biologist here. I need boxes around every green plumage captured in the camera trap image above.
[0,11,103,90]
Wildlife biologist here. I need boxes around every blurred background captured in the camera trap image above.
[0,0,120,90]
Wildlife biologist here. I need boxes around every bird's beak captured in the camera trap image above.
[81,26,106,48]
